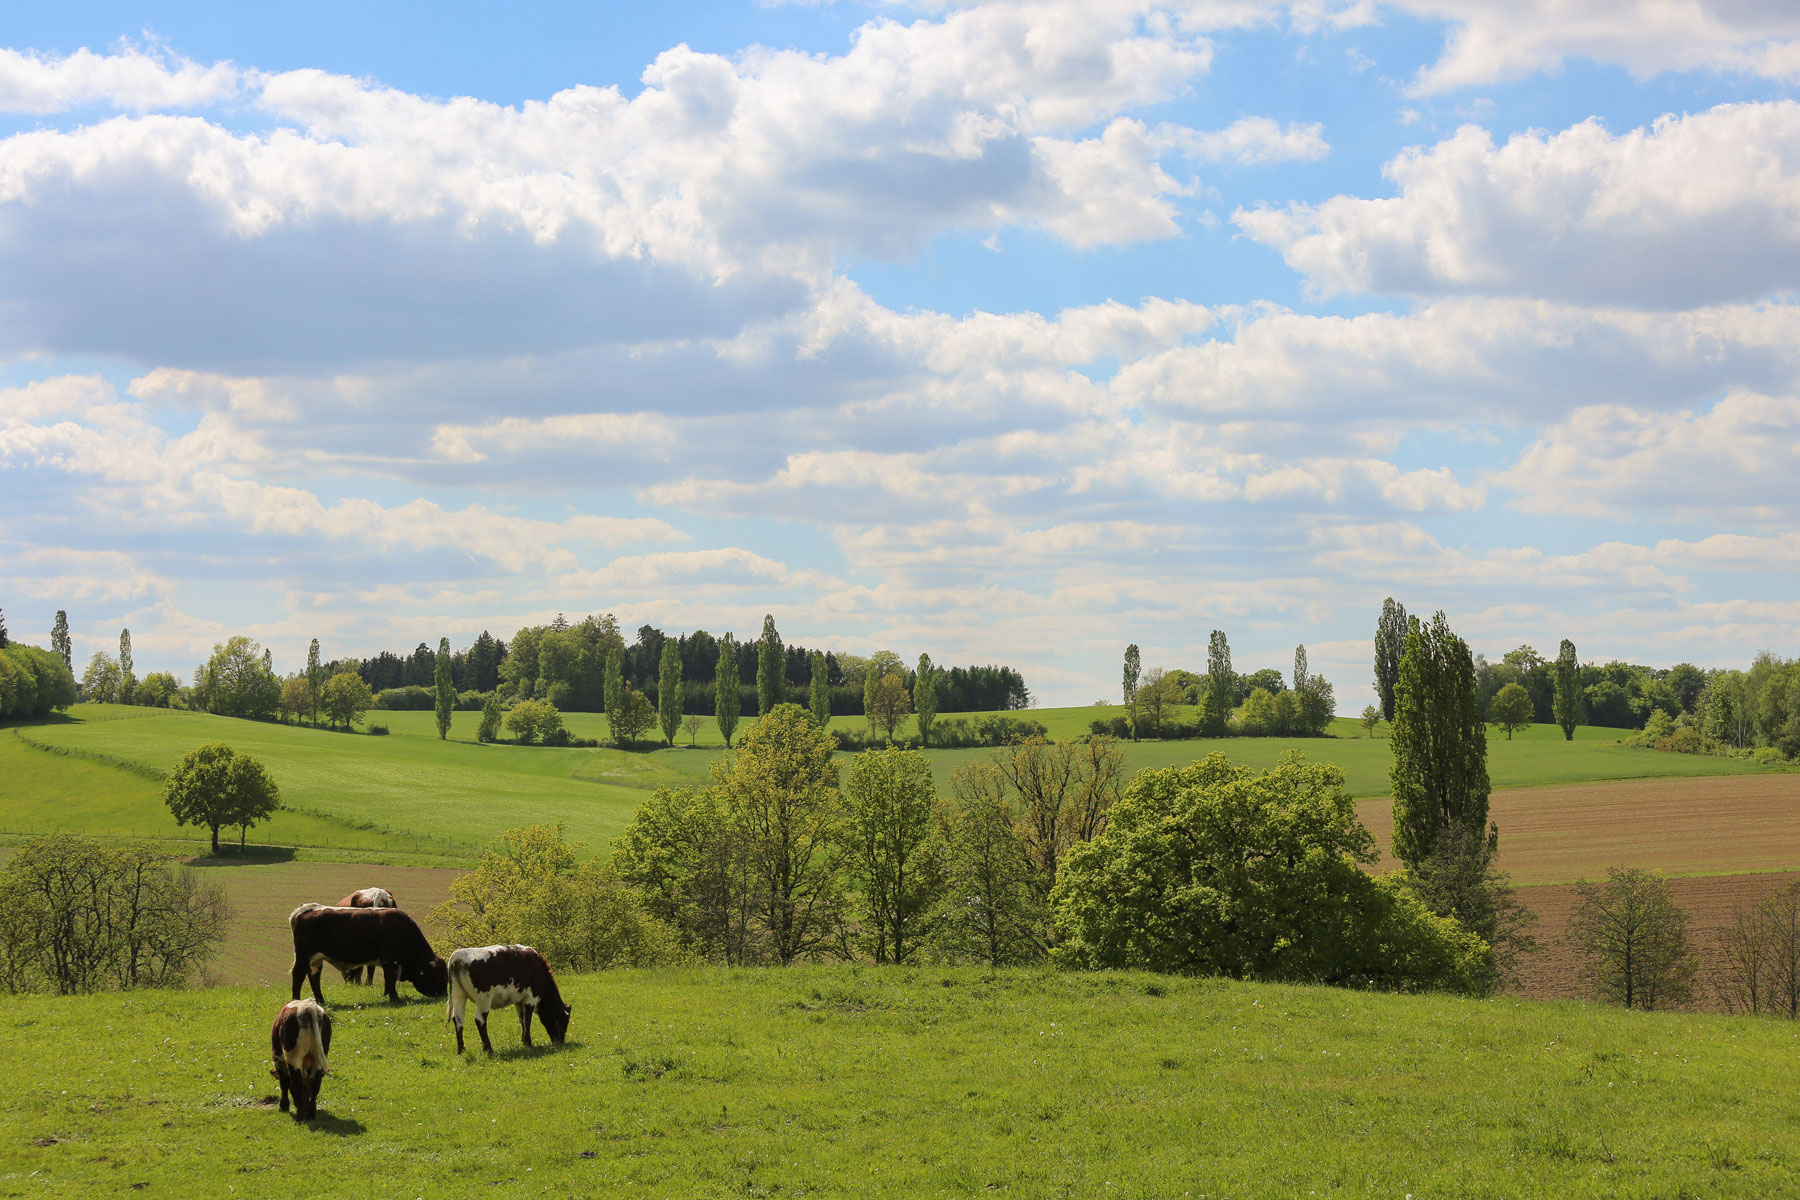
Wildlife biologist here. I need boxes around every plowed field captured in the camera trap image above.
[1359,773,1800,885]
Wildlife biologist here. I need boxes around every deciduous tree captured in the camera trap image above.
[869,673,912,741]
[305,638,324,725]
[1360,704,1381,737]
[278,676,312,724]
[658,639,684,746]
[81,652,123,703]
[118,629,134,704]
[913,653,938,746]
[1571,867,1697,1010]
[50,610,71,671]
[477,693,503,743]
[1390,611,1491,869]
[162,743,281,854]
[1488,682,1534,740]
[1122,644,1141,740]
[715,634,741,748]
[756,614,784,717]
[808,650,831,729]
[321,671,374,730]
[434,637,454,740]
[1374,597,1407,722]
[1553,639,1582,741]
[938,762,1041,965]
[1204,630,1233,735]
[840,748,945,964]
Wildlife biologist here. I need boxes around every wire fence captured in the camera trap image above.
[0,824,485,860]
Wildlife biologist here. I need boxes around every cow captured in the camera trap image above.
[289,902,378,986]
[270,998,331,1121]
[333,889,397,983]
[446,944,572,1055]
[289,905,447,1004]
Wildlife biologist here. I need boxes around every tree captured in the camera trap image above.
[651,639,684,746]
[1360,704,1381,737]
[604,647,625,745]
[505,698,562,745]
[2,645,77,717]
[1488,682,1534,741]
[1570,867,1697,1010]
[682,713,703,746]
[118,629,134,704]
[716,704,842,964]
[0,835,230,994]
[1238,686,1277,735]
[305,639,325,725]
[0,608,7,648]
[50,610,71,671]
[840,748,946,964]
[1293,644,1309,694]
[613,786,760,963]
[1713,880,1800,1018]
[477,693,503,743]
[869,672,912,741]
[1374,597,1407,722]
[756,614,784,717]
[321,671,374,730]
[987,735,1125,938]
[136,672,177,709]
[1204,630,1233,734]
[613,689,656,746]
[81,652,123,703]
[191,636,280,720]
[938,761,1041,965]
[278,676,312,724]
[1137,667,1181,735]
[862,650,904,727]
[1400,824,1537,993]
[715,634,741,748]
[1050,753,1487,992]
[913,653,938,746]
[1553,639,1581,741]
[1390,611,1490,869]
[163,743,281,854]
[1122,644,1142,740]
[432,637,454,739]
[808,650,831,730]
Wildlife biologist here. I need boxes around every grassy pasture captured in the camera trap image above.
[4,967,1798,1198]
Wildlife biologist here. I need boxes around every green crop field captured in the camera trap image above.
[5,704,1777,873]
[4,966,1797,1198]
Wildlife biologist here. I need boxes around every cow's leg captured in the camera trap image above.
[304,1074,321,1121]
[449,990,467,1054]
[519,1004,534,1048]
[307,960,326,1005]
[290,956,310,1002]
[475,1010,494,1055]
[277,1063,291,1113]
[382,959,400,1002]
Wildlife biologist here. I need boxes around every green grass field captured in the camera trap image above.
[4,704,1777,871]
[3,966,1796,1197]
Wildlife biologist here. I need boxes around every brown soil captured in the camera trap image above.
[1511,871,1800,1011]
[1358,774,1800,885]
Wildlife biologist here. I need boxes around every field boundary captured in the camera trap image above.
[12,726,168,782]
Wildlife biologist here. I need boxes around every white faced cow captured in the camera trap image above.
[270,998,331,1121]
[446,944,571,1054]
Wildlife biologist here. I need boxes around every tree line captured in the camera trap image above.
[1105,635,1337,740]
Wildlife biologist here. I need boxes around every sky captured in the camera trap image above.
[2,0,1798,708]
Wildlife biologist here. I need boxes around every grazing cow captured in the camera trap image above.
[290,905,447,1004]
[289,902,378,986]
[333,889,397,983]
[270,998,331,1121]
[446,944,572,1054]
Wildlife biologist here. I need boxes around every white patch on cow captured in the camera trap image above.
[446,944,544,1035]
[278,999,329,1076]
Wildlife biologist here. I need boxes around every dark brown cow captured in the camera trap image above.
[289,905,447,1004]
[269,998,331,1121]
[333,889,396,983]
[446,944,571,1054]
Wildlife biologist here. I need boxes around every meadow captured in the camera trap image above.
[4,966,1797,1198]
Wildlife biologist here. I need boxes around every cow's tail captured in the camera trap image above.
[288,902,324,930]
[292,1003,329,1076]
[445,953,471,1024]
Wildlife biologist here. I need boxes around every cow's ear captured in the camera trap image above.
[280,1016,299,1053]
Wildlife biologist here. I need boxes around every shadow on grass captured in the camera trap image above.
[490,1038,580,1063]
[188,845,299,867]
[306,1111,366,1136]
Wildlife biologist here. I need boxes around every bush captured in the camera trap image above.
[454,689,490,711]
[505,698,562,745]
[477,693,503,744]
[375,685,434,710]
[0,835,230,994]
[430,824,683,971]
[367,723,390,736]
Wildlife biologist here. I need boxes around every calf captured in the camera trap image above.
[333,889,396,982]
[270,998,331,1121]
[446,944,571,1054]
[290,905,447,1004]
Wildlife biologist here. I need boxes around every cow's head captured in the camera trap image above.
[542,1000,572,1044]
[410,955,448,997]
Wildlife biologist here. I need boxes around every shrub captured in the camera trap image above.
[477,693,503,744]
[375,685,434,710]
[367,723,390,736]
[0,835,230,994]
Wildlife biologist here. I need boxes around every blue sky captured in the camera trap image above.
[3,1,1798,706]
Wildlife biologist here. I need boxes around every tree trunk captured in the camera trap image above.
[211,825,220,854]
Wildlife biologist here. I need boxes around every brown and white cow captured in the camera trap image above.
[446,944,571,1054]
[290,905,447,1004]
[270,998,332,1121]
[332,889,396,982]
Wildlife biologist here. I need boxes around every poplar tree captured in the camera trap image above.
[51,610,71,670]
[1122,644,1141,740]
[808,650,830,729]
[715,634,742,748]
[434,636,454,739]
[1203,630,1233,735]
[0,607,8,648]
[605,647,626,745]
[756,614,783,717]
[118,628,134,704]
[1374,597,1407,722]
[658,639,683,746]
[913,653,939,746]
[1553,639,1582,741]
[1292,644,1309,694]
[305,639,324,725]
[1390,611,1491,868]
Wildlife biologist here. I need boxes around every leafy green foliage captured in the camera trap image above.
[1390,611,1491,869]
[1052,753,1487,992]
[1571,867,1698,1011]
[321,670,374,729]
[658,639,683,746]
[1554,639,1582,740]
[434,637,455,740]
[505,697,563,745]
[1,643,78,718]
[938,760,1042,965]
[808,649,831,730]
[612,689,656,746]
[477,693,503,743]
[912,653,938,746]
[1203,630,1232,735]
[1374,596,1407,722]
[840,748,945,964]
[190,635,280,720]
[869,672,911,741]
[1360,705,1381,737]
[714,634,741,748]
[1489,682,1535,740]
[1122,643,1141,740]
[757,614,784,717]
[161,743,282,853]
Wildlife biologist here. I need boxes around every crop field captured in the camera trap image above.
[5,967,1799,1198]
[1513,871,1800,1007]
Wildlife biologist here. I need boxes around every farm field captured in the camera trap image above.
[4,966,1797,1198]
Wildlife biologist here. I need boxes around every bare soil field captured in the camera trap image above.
[190,860,461,988]
[1511,871,1800,1010]
[1359,773,1800,885]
